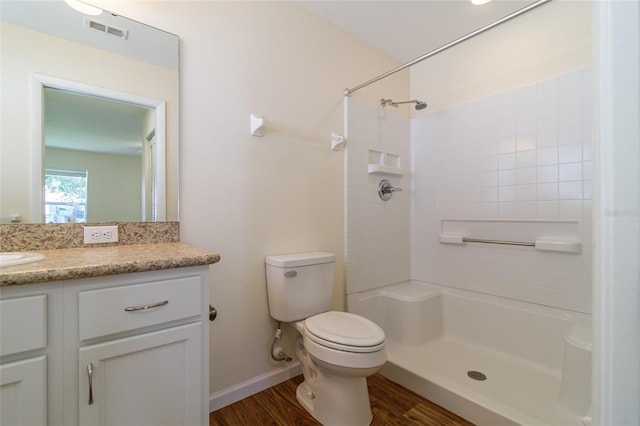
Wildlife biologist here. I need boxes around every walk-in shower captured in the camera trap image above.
[380,98,427,110]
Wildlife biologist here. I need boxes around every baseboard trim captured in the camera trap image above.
[209,361,302,412]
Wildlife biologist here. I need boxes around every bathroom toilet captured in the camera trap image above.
[265,252,386,426]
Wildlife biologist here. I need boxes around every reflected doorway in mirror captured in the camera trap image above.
[31,74,167,223]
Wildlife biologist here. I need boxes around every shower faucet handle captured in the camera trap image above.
[379,179,402,193]
[378,179,402,201]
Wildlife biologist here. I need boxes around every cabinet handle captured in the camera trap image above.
[87,363,94,405]
[124,300,169,312]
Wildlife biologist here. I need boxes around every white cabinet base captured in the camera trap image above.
[1,265,210,426]
[0,355,47,426]
[79,323,202,426]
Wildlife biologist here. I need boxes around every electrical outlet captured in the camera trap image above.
[83,226,118,244]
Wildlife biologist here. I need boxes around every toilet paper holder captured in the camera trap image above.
[209,305,217,321]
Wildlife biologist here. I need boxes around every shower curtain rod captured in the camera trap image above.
[343,0,552,97]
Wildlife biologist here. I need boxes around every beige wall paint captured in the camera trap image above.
[90,0,408,396]
[0,23,178,222]
[410,0,592,112]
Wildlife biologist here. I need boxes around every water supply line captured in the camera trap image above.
[271,322,292,362]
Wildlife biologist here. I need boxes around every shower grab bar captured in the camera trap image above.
[439,234,581,254]
[343,0,552,96]
[462,237,534,247]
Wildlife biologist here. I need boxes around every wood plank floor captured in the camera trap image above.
[210,373,475,425]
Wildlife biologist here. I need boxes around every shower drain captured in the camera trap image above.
[467,370,487,381]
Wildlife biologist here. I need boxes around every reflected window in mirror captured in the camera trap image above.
[43,86,158,223]
[44,168,88,224]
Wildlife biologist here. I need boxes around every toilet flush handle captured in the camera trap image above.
[284,270,297,277]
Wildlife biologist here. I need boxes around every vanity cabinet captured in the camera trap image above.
[0,266,210,426]
[0,288,57,426]
[0,355,47,425]
[78,323,201,425]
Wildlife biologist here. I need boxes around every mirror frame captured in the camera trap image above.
[30,73,166,223]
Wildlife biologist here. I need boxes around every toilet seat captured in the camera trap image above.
[304,311,385,353]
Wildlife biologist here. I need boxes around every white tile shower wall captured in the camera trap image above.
[411,68,593,313]
[344,98,411,295]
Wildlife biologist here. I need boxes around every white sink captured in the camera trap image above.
[0,252,46,268]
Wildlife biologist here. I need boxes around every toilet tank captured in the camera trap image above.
[265,252,336,322]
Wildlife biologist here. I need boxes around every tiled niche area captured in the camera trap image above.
[344,98,411,295]
[411,68,593,313]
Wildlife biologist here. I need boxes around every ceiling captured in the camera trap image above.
[296,0,539,64]
[44,88,152,156]
[1,0,178,70]
[5,0,538,76]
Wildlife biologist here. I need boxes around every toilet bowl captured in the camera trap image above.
[294,312,386,426]
[265,252,387,425]
[302,311,386,368]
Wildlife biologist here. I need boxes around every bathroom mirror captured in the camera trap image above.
[0,0,179,223]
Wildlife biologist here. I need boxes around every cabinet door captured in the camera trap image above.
[0,355,47,426]
[78,323,203,426]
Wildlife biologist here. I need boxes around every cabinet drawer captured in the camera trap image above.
[0,295,47,357]
[78,276,201,341]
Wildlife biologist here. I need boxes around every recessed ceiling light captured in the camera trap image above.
[471,0,492,5]
[64,0,102,16]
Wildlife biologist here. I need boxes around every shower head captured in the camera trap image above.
[381,98,427,111]
[415,101,427,110]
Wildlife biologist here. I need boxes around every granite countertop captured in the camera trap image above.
[0,243,220,286]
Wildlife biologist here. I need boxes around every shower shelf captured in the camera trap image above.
[368,150,403,176]
[367,164,403,175]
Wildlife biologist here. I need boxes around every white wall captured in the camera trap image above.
[89,0,407,402]
[407,1,592,313]
[344,98,411,295]
[412,68,593,313]
[593,1,640,423]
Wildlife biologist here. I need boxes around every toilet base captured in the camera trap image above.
[296,370,373,426]
[295,381,316,414]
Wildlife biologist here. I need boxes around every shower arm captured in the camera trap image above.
[380,98,427,110]
[390,100,419,107]
[343,0,552,97]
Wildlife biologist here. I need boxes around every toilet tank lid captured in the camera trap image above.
[266,252,335,267]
